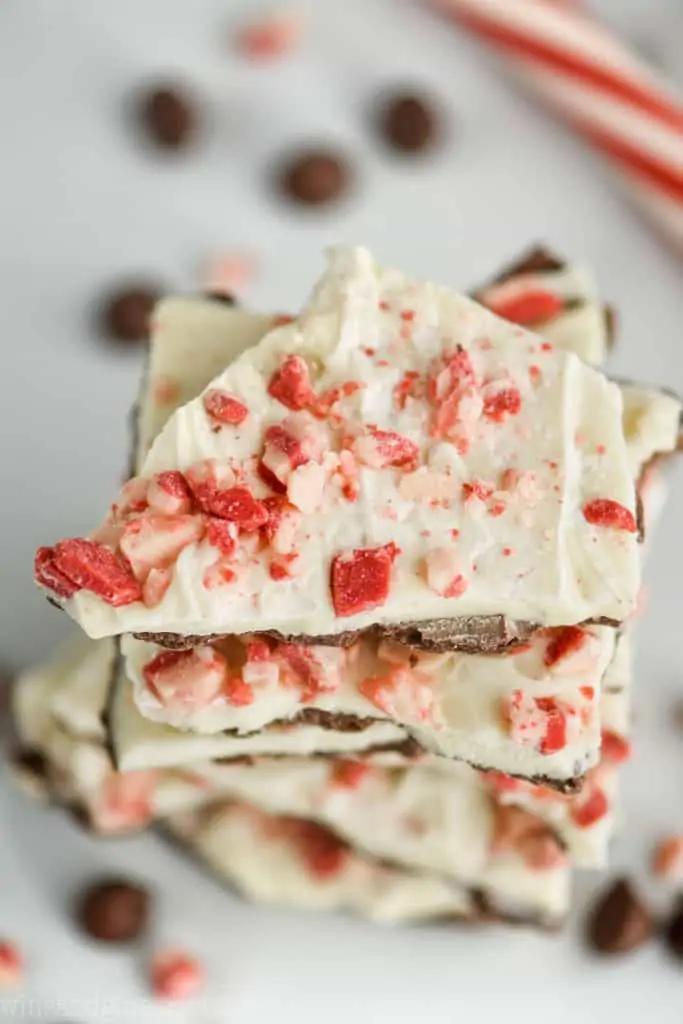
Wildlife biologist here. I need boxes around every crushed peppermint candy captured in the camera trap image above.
[652,836,683,882]
[331,544,399,617]
[583,499,637,532]
[150,949,205,1002]
[0,941,23,989]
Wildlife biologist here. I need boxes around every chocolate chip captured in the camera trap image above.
[664,896,683,959]
[604,305,617,349]
[377,93,439,154]
[586,877,655,955]
[137,85,197,150]
[276,150,351,206]
[205,291,237,306]
[101,284,161,344]
[76,877,150,943]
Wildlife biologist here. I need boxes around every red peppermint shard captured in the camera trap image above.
[359,426,420,469]
[487,289,564,327]
[483,386,522,422]
[543,625,587,668]
[35,546,80,599]
[150,949,205,1002]
[278,643,330,701]
[291,820,349,879]
[331,543,398,617]
[600,729,631,765]
[192,481,267,531]
[571,786,609,829]
[206,518,238,556]
[38,539,142,607]
[203,388,249,426]
[583,498,637,533]
[267,354,314,410]
[535,697,567,754]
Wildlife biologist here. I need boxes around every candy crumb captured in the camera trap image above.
[0,941,23,989]
[236,12,303,60]
[652,837,683,882]
[150,949,205,1002]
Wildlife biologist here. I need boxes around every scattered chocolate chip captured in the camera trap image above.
[100,284,162,344]
[377,93,439,154]
[204,291,237,306]
[604,304,617,349]
[76,877,150,943]
[665,896,683,959]
[276,149,351,206]
[137,85,197,150]
[586,877,655,955]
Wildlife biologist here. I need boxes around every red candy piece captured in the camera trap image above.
[330,760,371,789]
[583,498,637,533]
[600,729,631,765]
[267,355,314,410]
[393,370,422,410]
[290,820,349,879]
[238,13,302,60]
[506,690,569,755]
[223,675,254,707]
[483,386,522,422]
[0,939,23,989]
[278,643,331,701]
[34,546,79,599]
[357,426,419,469]
[312,381,363,419]
[191,477,267,531]
[570,786,609,829]
[46,538,141,607]
[150,949,205,1002]
[330,543,398,618]
[203,388,249,426]
[535,697,568,754]
[488,290,564,326]
[543,625,587,668]
[206,518,238,556]
[462,480,494,503]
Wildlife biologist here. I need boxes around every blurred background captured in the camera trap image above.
[2,1,683,1021]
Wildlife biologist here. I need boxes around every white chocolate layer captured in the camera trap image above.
[50,245,640,639]
[124,625,614,783]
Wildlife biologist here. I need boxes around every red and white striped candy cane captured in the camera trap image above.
[431,0,683,252]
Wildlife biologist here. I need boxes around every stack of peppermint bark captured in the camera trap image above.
[19,245,681,928]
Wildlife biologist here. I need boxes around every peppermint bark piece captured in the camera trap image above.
[36,246,640,647]
[164,800,570,927]
[474,244,613,366]
[10,636,233,834]
[11,625,628,867]
[116,376,678,789]
[122,625,613,790]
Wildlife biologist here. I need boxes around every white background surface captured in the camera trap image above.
[2,1,683,1021]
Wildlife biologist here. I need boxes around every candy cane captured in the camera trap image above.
[431,0,683,251]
